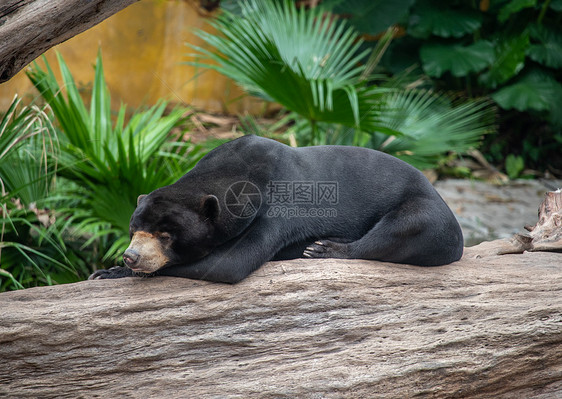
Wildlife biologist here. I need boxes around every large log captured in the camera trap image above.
[1,253,561,398]
[0,0,138,83]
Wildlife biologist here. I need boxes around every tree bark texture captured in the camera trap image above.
[0,0,139,83]
[1,252,561,398]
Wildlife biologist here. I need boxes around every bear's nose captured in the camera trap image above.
[123,249,140,268]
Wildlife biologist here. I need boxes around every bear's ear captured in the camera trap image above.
[200,194,220,221]
[137,194,147,207]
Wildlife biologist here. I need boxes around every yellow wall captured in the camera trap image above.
[0,0,270,114]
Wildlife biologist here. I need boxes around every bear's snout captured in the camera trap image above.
[123,249,140,268]
[124,231,171,273]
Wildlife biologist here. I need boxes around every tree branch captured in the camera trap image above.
[0,0,139,83]
[466,189,562,257]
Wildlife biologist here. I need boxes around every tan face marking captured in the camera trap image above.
[126,231,170,273]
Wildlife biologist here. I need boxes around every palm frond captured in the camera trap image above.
[188,0,370,126]
[0,97,85,291]
[372,90,495,168]
[0,96,57,205]
[188,0,495,165]
[27,51,204,262]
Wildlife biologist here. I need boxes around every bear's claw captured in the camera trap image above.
[303,240,343,259]
[88,266,134,280]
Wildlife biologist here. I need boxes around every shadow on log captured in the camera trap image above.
[1,252,561,398]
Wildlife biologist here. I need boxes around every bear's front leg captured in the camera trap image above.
[158,222,282,284]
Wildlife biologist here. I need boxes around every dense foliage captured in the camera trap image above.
[0,53,204,291]
[2,0,560,290]
[191,0,495,169]
[323,0,562,176]
[0,96,67,289]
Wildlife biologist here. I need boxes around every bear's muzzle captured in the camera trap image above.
[124,231,170,273]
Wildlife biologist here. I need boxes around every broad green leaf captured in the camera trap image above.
[191,0,494,167]
[498,0,537,22]
[189,0,373,128]
[527,24,562,68]
[551,0,562,11]
[479,33,529,89]
[408,0,482,39]
[323,0,415,35]
[505,154,525,179]
[491,72,555,112]
[527,45,562,68]
[421,41,495,77]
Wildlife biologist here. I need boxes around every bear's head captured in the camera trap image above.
[122,190,221,274]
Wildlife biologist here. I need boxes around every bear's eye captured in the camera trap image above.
[158,232,172,242]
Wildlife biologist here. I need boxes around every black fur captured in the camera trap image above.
[90,136,463,283]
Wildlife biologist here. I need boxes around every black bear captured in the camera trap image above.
[90,135,463,283]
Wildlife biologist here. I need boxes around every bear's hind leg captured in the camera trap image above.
[303,199,462,266]
[303,219,430,263]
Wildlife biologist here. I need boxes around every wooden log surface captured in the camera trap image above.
[0,0,138,82]
[1,252,561,398]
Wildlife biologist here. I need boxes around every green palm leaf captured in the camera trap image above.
[189,0,370,127]
[373,90,494,168]
[27,52,198,262]
[408,0,482,39]
[527,24,562,68]
[0,96,56,205]
[421,41,495,78]
[189,0,494,167]
[0,97,84,291]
